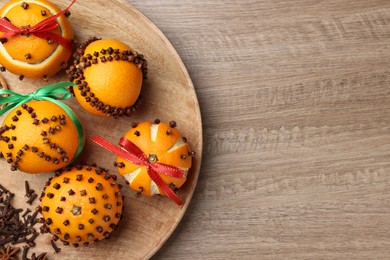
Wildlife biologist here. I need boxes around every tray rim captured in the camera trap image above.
[114,0,203,258]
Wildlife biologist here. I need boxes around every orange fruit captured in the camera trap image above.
[0,100,83,174]
[67,37,147,118]
[40,165,123,247]
[0,0,74,79]
[116,120,193,197]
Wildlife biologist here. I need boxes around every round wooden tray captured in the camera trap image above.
[0,0,202,259]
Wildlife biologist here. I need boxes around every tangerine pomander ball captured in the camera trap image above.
[115,120,193,197]
[40,165,123,247]
[0,0,74,79]
[67,37,147,118]
[0,100,83,174]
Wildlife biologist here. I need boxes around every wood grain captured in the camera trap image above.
[125,0,390,259]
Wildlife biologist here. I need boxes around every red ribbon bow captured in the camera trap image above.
[0,0,77,49]
[91,136,186,205]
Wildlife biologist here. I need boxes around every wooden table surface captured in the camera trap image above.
[127,0,390,259]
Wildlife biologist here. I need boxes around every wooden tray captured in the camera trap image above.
[0,0,202,259]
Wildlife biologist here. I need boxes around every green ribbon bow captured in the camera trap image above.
[0,81,85,164]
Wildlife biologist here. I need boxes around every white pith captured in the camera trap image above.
[150,123,158,142]
[123,168,141,184]
[150,181,160,195]
[167,136,186,152]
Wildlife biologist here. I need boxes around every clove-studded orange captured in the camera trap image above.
[39,165,123,247]
[115,120,194,198]
[67,37,147,118]
[0,100,81,174]
[0,0,74,79]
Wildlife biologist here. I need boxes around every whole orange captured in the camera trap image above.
[0,0,74,79]
[40,165,123,247]
[67,37,147,118]
[116,121,193,197]
[0,100,83,173]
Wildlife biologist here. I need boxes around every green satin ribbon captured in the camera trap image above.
[0,82,85,164]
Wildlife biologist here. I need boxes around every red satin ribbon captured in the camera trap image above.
[91,136,186,205]
[0,0,77,49]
